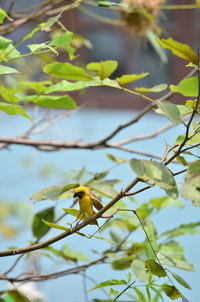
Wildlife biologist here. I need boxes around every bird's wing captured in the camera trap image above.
[90,191,103,210]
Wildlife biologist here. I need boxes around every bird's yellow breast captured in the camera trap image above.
[78,196,94,216]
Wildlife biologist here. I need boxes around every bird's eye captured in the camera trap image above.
[78,191,85,197]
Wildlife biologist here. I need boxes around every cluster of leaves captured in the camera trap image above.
[26,157,200,302]
[0,3,200,302]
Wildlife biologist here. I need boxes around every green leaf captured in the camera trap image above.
[188,160,200,174]
[136,203,153,220]
[50,31,75,60]
[62,208,79,217]
[110,216,137,232]
[106,153,127,164]
[158,242,195,271]
[181,162,200,206]
[146,287,151,302]
[181,295,190,302]
[150,286,165,302]
[131,259,149,282]
[145,259,166,277]
[133,288,147,302]
[40,13,61,31]
[86,60,118,80]
[1,46,20,61]
[184,100,200,109]
[99,178,122,187]
[59,183,79,195]
[20,81,52,94]
[42,219,69,231]
[93,235,117,246]
[112,256,134,270]
[150,196,184,210]
[109,230,122,245]
[45,245,89,262]
[130,159,178,198]
[62,244,89,261]
[4,293,15,302]
[177,104,193,116]
[0,8,9,24]
[162,284,181,300]
[97,1,121,7]
[116,72,149,86]
[160,221,200,238]
[181,181,200,206]
[135,84,167,93]
[147,30,168,64]
[157,38,198,64]
[167,269,192,290]
[5,290,30,302]
[0,36,20,62]
[172,260,195,271]
[0,102,31,120]
[156,101,181,124]
[0,86,19,103]
[32,207,54,238]
[88,279,127,292]
[31,185,67,201]
[45,80,99,94]
[43,62,92,81]
[158,252,195,271]
[102,78,120,88]
[0,65,18,75]
[144,219,158,259]
[0,36,11,49]
[45,246,78,262]
[176,155,188,166]
[0,36,20,60]
[170,77,198,97]
[175,131,200,146]
[27,43,58,55]
[89,183,117,198]
[109,288,118,297]
[25,95,77,109]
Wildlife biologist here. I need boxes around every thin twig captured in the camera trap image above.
[82,270,89,302]
[0,0,81,34]
[108,144,163,160]
[3,254,24,275]
[114,281,136,301]
[0,4,53,34]
[165,56,200,165]
[4,198,77,276]
[98,103,154,144]
[116,122,177,145]
[0,256,106,282]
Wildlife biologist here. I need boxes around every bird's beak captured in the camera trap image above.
[73,192,79,198]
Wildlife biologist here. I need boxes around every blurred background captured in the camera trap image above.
[0,0,200,301]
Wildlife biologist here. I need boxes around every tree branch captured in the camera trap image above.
[116,122,177,145]
[0,178,140,257]
[0,0,82,34]
[0,256,106,282]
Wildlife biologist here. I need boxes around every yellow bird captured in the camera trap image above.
[70,186,104,227]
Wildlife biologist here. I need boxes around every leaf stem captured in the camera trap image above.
[114,280,136,301]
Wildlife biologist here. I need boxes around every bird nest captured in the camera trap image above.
[121,0,165,36]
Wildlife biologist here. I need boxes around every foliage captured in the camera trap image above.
[0,1,199,302]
